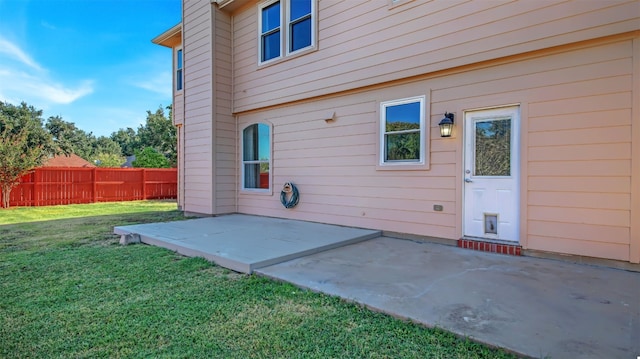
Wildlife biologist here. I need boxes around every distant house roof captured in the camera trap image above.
[122,155,136,168]
[43,154,96,168]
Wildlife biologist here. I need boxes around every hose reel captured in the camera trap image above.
[280,182,299,209]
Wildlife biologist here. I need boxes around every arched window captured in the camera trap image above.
[242,123,271,190]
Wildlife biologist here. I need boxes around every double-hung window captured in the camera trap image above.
[176,48,183,91]
[380,96,426,166]
[260,1,281,62]
[288,0,312,53]
[242,123,271,190]
[259,0,315,64]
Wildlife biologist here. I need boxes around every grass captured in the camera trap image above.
[0,200,181,225]
[0,201,519,358]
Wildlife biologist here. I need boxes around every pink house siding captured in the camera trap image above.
[182,0,216,214]
[212,8,236,214]
[232,0,639,113]
[237,35,637,262]
[156,0,640,266]
[174,94,185,126]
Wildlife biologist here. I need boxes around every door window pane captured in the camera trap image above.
[475,118,511,176]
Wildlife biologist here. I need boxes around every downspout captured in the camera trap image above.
[235,115,239,213]
[178,97,185,210]
[231,13,239,214]
[180,2,186,212]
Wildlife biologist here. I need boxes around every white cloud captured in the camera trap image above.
[0,36,94,105]
[33,79,94,104]
[130,70,172,98]
[40,21,57,30]
[0,68,94,105]
[0,37,43,72]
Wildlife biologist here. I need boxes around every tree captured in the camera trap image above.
[110,127,138,156]
[45,116,95,160]
[0,102,58,208]
[45,117,123,165]
[93,153,126,168]
[136,106,176,166]
[132,147,170,168]
[109,105,177,167]
[0,128,40,208]
[92,136,122,158]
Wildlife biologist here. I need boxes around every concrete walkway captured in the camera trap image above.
[115,216,640,358]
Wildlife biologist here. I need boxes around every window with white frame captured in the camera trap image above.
[259,0,315,64]
[242,123,271,190]
[380,96,426,165]
[176,48,183,91]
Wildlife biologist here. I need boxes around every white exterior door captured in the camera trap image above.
[463,106,520,242]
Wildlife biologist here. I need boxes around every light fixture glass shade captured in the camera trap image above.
[438,113,454,137]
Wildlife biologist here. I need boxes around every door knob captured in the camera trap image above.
[464,178,473,183]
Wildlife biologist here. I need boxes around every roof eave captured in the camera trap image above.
[152,22,182,48]
[212,0,250,12]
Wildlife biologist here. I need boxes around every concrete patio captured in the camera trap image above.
[114,215,640,358]
[114,214,380,273]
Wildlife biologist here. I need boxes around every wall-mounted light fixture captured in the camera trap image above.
[438,112,455,137]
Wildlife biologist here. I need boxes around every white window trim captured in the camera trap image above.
[258,0,316,66]
[241,122,273,194]
[258,0,283,65]
[285,0,316,57]
[378,95,429,170]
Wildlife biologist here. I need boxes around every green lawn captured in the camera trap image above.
[0,201,519,358]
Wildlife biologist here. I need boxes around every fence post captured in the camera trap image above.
[33,169,39,207]
[92,168,97,203]
[142,169,147,200]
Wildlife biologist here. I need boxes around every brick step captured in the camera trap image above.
[458,239,521,256]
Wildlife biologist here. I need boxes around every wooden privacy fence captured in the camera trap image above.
[1,168,177,207]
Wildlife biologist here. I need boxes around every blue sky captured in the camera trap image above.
[0,0,181,137]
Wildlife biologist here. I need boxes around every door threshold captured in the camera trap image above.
[458,238,521,256]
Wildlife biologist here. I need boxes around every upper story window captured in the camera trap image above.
[176,48,183,91]
[259,0,316,65]
[260,1,281,62]
[380,96,426,166]
[242,123,271,190]
[288,0,312,52]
